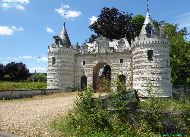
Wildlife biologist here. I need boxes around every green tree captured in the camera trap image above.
[0,64,4,81]
[164,24,190,86]
[32,73,46,82]
[131,15,145,38]
[3,62,30,81]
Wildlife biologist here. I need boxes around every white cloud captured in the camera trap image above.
[63,4,70,9]
[5,57,11,59]
[19,56,33,59]
[0,61,8,65]
[0,56,48,63]
[89,16,98,25]
[15,4,25,10]
[29,66,47,73]
[175,12,190,29]
[2,57,19,62]
[37,57,48,63]
[55,5,82,19]
[46,27,54,33]
[1,3,11,9]
[1,0,30,11]
[18,56,48,63]
[0,26,24,36]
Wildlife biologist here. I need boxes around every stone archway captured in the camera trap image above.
[81,75,87,90]
[93,62,111,92]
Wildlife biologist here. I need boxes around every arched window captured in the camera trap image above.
[145,23,154,38]
[81,75,87,90]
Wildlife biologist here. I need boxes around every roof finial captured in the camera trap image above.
[147,0,150,13]
[64,22,66,28]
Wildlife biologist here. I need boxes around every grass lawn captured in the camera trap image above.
[0,81,47,91]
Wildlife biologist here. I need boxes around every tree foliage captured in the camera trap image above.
[0,64,4,80]
[163,24,190,86]
[0,62,30,81]
[89,7,134,43]
[130,15,145,38]
[32,73,46,82]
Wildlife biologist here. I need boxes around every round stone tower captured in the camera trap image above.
[47,23,76,90]
[131,11,172,97]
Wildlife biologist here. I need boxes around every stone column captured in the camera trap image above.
[85,69,93,87]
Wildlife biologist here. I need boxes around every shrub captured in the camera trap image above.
[51,75,190,137]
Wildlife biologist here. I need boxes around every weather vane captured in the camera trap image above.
[147,0,150,13]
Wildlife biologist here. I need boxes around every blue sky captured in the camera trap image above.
[0,0,190,73]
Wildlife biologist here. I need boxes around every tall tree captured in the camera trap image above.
[130,15,145,38]
[0,64,4,81]
[164,24,190,86]
[3,62,30,81]
[89,7,134,43]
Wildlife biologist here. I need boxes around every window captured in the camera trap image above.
[147,50,153,61]
[145,23,153,38]
[167,60,169,67]
[120,59,123,63]
[52,57,56,65]
[82,61,85,65]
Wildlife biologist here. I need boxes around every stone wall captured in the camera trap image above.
[132,37,172,97]
[75,52,132,90]
[47,46,77,89]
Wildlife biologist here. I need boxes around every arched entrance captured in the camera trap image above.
[81,75,87,90]
[93,62,111,92]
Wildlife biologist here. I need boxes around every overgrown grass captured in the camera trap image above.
[140,98,190,112]
[51,87,190,137]
[50,76,190,136]
[0,81,47,91]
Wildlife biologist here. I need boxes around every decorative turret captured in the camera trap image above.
[139,11,158,38]
[47,23,77,90]
[60,22,71,46]
[131,0,172,97]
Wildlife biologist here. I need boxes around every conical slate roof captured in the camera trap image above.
[140,11,157,36]
[60,22,71,46]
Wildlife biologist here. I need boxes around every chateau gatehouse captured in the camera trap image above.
[47,6,172,97]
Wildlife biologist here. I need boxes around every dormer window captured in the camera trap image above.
[145,23,153,38]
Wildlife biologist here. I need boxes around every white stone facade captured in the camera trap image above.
[47,12,172,97]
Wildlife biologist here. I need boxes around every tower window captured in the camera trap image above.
[147,50,153,61]
[82,61,85,65]
[52,57,56,65]
[120,59,123,63]
[145,23,153,38]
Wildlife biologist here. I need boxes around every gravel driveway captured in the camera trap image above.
[0,94,76,137]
